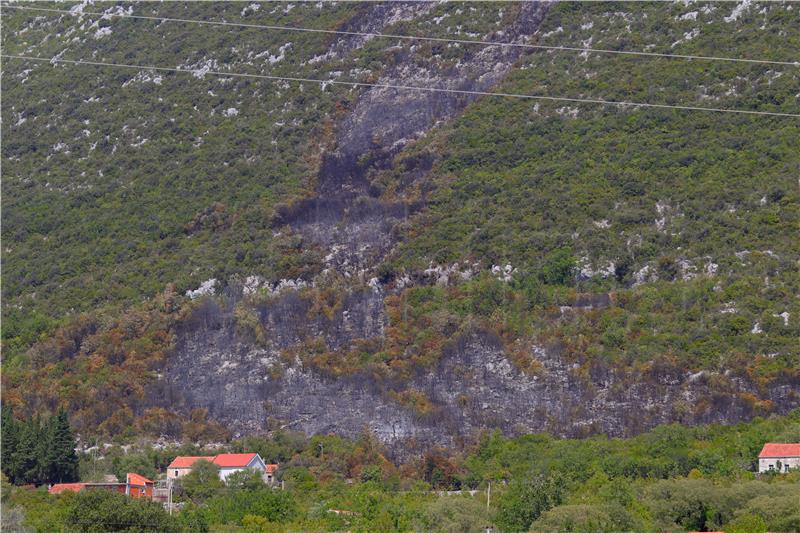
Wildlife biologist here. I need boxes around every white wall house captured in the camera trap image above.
[214,453,268,483]
[758,443,800,473]
[166,453,277,483]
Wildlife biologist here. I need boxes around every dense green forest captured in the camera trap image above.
[3,411,800,532]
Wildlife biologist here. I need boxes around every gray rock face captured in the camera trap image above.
[160,295,799,453]
[161,289,415,442]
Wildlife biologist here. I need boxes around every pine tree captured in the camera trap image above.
[12,416,39,484]
[35,414,55,484]
[1,407,19,482]
[48,409,79,483]
[2,409,79,485]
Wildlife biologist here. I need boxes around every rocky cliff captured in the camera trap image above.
[161,289,798,452]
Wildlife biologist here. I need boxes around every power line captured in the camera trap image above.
[4,54,799,118]
[3,4,798,67]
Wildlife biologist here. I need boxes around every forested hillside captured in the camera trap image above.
[2,1,799,448]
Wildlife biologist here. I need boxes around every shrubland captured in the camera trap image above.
[3,410,800,532]
[3,1,798,435]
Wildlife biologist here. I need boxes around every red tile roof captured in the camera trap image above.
[126,473,153,486]
[213,453,258,468]
[168,453,266,470]
[167,456,214,469]
[49,483,85,494]
[266,464,279,474]
[759,443,800,458]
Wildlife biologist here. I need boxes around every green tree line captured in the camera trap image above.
[1,407,79,485]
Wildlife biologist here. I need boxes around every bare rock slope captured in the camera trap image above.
[153,1,799,449]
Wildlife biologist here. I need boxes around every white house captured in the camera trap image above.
[167,453,277,483]
[758,443,800,473]
[213,453,268,483]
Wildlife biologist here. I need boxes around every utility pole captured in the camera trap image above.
[486,481,491,509]
[168,478,173,516]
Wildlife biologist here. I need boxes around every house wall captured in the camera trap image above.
[84,484,127,494]
[758,456,800,473]
[127,484,153,499]
[167,467,193,479]
[219,466,249,482]
[219,457,267,483]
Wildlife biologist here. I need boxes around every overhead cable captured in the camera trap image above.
[4,54,799,118]
[3,4,798,67]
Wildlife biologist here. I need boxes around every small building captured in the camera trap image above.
[49,473,152,498]
[265,463,279,486]
[166,456,209,479]
[167,453,274,483]
[213,453,269,483]
[758,443,800,473]
[126,473,154,499]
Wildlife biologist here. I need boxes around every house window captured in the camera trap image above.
[768,464,774,471]
[786,464,791,472]
[175,470,179,476]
